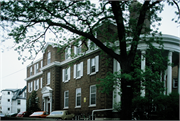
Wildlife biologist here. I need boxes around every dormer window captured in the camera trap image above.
[47,52,51,64]
[88,40,97,50]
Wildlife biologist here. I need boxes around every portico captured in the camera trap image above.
[41,86,53,114]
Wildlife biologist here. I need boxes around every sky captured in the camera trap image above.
[0,2,180,95]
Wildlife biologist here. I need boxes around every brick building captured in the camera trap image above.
[25,33,180,119]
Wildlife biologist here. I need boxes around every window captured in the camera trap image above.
[40,78,42,88]
[90,85,96,106]
[173,78,178,88]
[47,52,51,64]
[8,92,10,95]
[30,67,32,76]
[34,63,39,74]
[17,100,21,105]
[28,81,33,92]
[87,55,99,75]
[65,47,71,60]
[8,108,10,111]
[41,61,43,68]
[74,62,83,79]
[74,41,82,55]
[8,99,10,102]
[64,91,69,108]
[47,72,50,85]
[76,88,81,107]
[34,79,39,90]
[17,109,20,113]
[87,40,97,50]
[62,67,70,82]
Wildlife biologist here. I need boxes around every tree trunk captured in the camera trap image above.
[120,77,133,120]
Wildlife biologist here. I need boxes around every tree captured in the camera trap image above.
[1,0,179,119]
[26,91,41,115]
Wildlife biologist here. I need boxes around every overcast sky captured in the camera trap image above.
[0,2,180,95]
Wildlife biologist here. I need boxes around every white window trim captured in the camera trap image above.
[64,90,69,108]
[74,41,82,56]
[173,78,178,88]
[34,79,39,91]
[40,78,42,88]
[65,47,71,60]
[87,39,97,51]
[87,55,99,75]
[89,85,96,107]
[47,72,50,85]
[30,67,32,76]
[75,88,81,108]
[62,67,71,83]
[47,52,51,64]
[74,62,83,79]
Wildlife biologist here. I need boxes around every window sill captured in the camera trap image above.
[64,80,70,83]
[63,107,69,109]
[75,76,82,80]
[46,84,50,86]
[89,105,96,107]
[75,106,81,108]
[90,72,97,76]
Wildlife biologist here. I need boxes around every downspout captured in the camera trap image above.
[91,108,113,120]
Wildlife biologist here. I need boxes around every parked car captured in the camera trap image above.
[16,111,29,117]
[0,113,5,117]
[6,113,18,117]
[46,110,75,120]
[29,111,49,118]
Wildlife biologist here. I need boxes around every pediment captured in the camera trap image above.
[41,86,52,94]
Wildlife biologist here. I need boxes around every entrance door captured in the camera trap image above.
[48,103,50,114]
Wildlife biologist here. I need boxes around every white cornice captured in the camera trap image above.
[40,61,61,71]
[25,72,43,82]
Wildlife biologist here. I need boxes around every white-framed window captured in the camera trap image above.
[40,78,42,88]
[41,61,43,68]
[47,72,50,85]
[64,91,69,108]
[87,55,99,75]
[7,99,10,102]
[74,62,83,79]
[28,82,33,92]
[76,88,81,107]
[173,78,178,88]
[47,51,51,64]
[87,39,97,50]
[90,85,96,106]
[30,66,32,76]
[34,79,39,90]
[8,108,10,111]
[74,41,82,55]
[65,47,71,60]
[34,63,39,74]
[17,100,21,105]
[8,92,10,95]
[62,67,71,82]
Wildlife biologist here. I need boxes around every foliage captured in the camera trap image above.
[132,92,179,120]
[26,91,41,115]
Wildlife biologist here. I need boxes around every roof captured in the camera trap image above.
[9,86,27,100]
[1,89,19,92]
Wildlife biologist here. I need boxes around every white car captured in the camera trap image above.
[46,110,75,120]
[0,113,5,117]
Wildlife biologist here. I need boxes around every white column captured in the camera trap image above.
[141,50,146,96]
[167,51,172,95]
[178,64,180,94]
[164,70,167,95]
[50,96,52,113]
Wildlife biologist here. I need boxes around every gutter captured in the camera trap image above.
[91,108,113,120]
